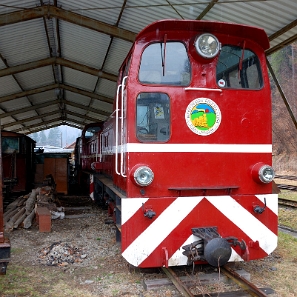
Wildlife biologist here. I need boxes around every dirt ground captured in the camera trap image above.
[0,197,297,297]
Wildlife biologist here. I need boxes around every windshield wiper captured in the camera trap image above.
[238,40,246,79]
[160,34,167,76]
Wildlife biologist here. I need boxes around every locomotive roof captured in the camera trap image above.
[137,19,270,51]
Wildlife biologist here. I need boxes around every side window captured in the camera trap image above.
[139,42,190,86]
[216,45,263,89]
[136,93,170,142]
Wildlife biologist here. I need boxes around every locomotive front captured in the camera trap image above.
[105,20,277,268]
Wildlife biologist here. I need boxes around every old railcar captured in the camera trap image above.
[2,130,35,196]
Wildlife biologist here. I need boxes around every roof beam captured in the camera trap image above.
[0,98,110,119]
[15,117,63,133]
[0,99,60,119]
[66,110,100,123]
[0,83,113,104]
[62,84,113,104]
[12,109,100,129]
[269,18,297,42]
[1,110,58,129]
[0,57,118,82]
[0,83,59,103]
[0,5,136,42]
[266,33,297,55]
[20,116,86,134]
[24,121,83,134]
[196,0,219,20]
[66,101,110,117]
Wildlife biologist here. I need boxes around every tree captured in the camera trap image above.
[29,132,39,143]
[39,131,47,146]
[47,127,61,147]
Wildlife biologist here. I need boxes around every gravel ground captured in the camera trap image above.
[1,197,296,296]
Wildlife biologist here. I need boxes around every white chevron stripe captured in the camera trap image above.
[122,196,203,266]
[122,195,277,266]
[207,195,277,255]
[121,198,149,225]
[256,194,278,215]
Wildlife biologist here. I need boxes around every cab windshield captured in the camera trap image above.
[216,45,263,89]
[139,42,190,86]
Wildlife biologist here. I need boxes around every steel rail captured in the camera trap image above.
[162,267,195,297]
[275,175,297,180]
[221,266,268,297]
[277,184,297,191]
[278,197,297,208]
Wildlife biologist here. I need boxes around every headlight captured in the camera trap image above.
[259,165,275,183]
[252,163,275,184]
[134,166,154,186]
[195,33,220,59]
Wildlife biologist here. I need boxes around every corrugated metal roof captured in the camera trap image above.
[0,0,296,133]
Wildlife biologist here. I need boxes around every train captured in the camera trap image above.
[75,19,278,268]
[0,130,35,274]
[2,130,36,198]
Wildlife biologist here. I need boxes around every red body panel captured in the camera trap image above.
[113,25,272,197]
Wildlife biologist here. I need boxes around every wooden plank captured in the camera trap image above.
[195,288,274,297]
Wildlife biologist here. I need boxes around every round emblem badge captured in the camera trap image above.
[185,98,221,136]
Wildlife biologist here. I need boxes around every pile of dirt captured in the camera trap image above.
[38,242,87,266]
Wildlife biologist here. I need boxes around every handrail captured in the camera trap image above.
[120,76,128,177]
[185,87,222,92]
[99,133,102,162]
[114,84,121,175]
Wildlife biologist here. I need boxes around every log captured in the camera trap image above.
[17,197,26,207]
[3,208,19,225]
[8,207,26,227]
[14,212,27,229]
[23,209,35,229]
[25,189,39,215]
[5,195,24,211]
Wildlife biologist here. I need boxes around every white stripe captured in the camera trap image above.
[122,195,277,266]
[256,194,278,215]
[121,198,149,225]
[207,196,277,255]
[122,197,203,266]
[124,143,272,153]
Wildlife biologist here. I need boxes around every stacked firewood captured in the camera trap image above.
[3,184,57,231]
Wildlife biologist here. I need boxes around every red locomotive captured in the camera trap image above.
[76,19,277,268]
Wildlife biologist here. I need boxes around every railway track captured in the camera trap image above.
[278,197,297,208]
[275,174,297,191]
[161,266,274,297]
[275,174,297,181]
[277,184,297,191]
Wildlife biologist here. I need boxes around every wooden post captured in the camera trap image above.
[0,127,4,243]
[0,127,11,274]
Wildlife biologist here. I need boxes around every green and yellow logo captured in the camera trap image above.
[185,98,221,136]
